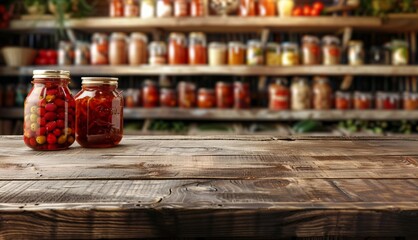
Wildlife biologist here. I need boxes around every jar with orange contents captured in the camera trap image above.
[302,35,321,65]
[216,81,233,108]
[129,32,148,65]
[228,41,245,65]
[240,0,257,16]
[110,0,124,17]
[312,77,333,110]
[109,32,128,65]
[354,91,373,110]
[189,32,207,65]
[160,88,177,107]
[234,81,251,109]
[124,0,139,17]
[91,33,109,65]
[268,78,290,110]
[198,88,216,108]
[403,92,418,110]
[258,0,276,16]
[174,0,189,17]
[178,81,196,108]
[322,36,341,65]
[191,0,204,16]
[335,91,352,110]
[168,33,188,65]
[142,80,159,108]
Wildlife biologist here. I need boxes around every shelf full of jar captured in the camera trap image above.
[1,107,418,121]
[2,65,418,77]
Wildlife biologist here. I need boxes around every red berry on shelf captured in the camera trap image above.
[47,134,57,144]
[303,5,312,16]
[313,1,324,11]
[310,8,321,16]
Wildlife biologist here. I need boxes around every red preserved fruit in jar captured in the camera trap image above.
[160,88,177,107]
[354,92,373,110]
[178,81,197,108]
[75,77,123,148]
[191,0,204,16]
[258,0,276,16]
[234,81,251,109]
[240,0,257,16]
[268,78,290,110]
[142,80,159,108]
[24,70,76,151]
[110,0,124,17]
[169,33,188,65]
[198,88,216,108]
[335,91,352,110]
[189,32,207,65]
[216,81,233,108]
[376,92,400,110]
[174,0,189,17]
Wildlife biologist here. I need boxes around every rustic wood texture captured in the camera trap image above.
[0,135,418,239]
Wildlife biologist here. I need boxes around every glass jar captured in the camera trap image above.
[198,88,216,108]
[91,33,109,65]
[157,0,172,17]
[160,88,177,107]
[348,40,364,66]
[149,41,167,65]
[24,70,76,151]
[302,35,320,65]
[312,77,333,110]
[269,78,290,110]
[403,92,418,110]
[124,0,139,17]
[110,0,124,17]
[239,0,257,16]
[259,0,276,16]
[174,0,189,17]
[335,91,352,110]
[369,46,391,65]
[191,0,204,16]
[291,77,311,110]
[265,42,281,66]
[75,41,90,65]
[278,0,294,17]
[189,32,207,65]
[142,80,159,107]
[322,36,341,65]
[178,81,196,108]
[281,42,299,66]
[141,0,155,18]
[58,41,73,66]
[168,32,188,65]
[129,32,148,65]
[75,77,123,148]
[391,40,409,65]
[247,40,264,65]
[354,91,373,110]
[109,32,128,65]
[124,88,141,107]
[376,92,400,110]
[234,81,251,109]
[209,42,227,66]
[228,41,245,65]
[216,81,233,108]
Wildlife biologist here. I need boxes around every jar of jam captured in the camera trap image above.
[335,91,352,110]
[75,41,90,65]
[391,40,409,65]
[157,0,172,17]
[216,81,233,108]
[91,33,109,65]
[228,41,245,65]
[234,81,251,109]
[189,32,207,65]
[174,0,189,17]
[269,78,290,110]
[160,88,177,107]
[129,32,148,65]
[265,42,281,66]
[149,41,167,65]
[109,32,128,65]
[168,32,188,65]
[142,80,159,108]
[178,81,196,108]
[191,0,204,16]
[312,77,333,110]
[259,0,276,16]
[403,92,418,110]
[110,0,124,17]
[124,88,141,107]
[302,35,320,65]
[75,77,123,148]
[239,0,257,16]
[348,40,364,66]
[124,0,139,17]
[281,42,299,66]
[24,70,76,151]
[322,36,341,65]
[198,88,216,108]
[376,92,400,110]
[354,91,373,110]
[141,0,155,18]
[58,41,73,66]
[209,42,227,66]
[291,77,311,110]
[247,40,264,65]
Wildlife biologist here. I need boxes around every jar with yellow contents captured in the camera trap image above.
[265,42,281,66]
[281,42,299,66]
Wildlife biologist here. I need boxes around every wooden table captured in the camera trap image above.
[1,135,418,239]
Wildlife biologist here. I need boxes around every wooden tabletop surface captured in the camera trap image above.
[0,135,418,239]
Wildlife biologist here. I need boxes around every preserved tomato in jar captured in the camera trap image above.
[354,91,372,110]
[24,70,76,151]
[228,41,245,65]
[268,78,290,110]
[375,92,400,110]
[142,80,159,108]
[174,0,189,17]
[302,35,320,65]
[247,40,264,65]
[240,0,257,16]
[91,33,109,65]
[75,77,123,148]
[198,88,216,108]
[234,81,251,109]
[403,92,418,110]
[109,32,128,65]
[149,41,167,65]
[157,0,172,17]
[129,32,148,65]
[312,77,333,110]
[265,42,281,66]
[291,77,311,110]
[124,0,139,17]
[258,0,276,16]
[191,0,204,16]
[124,88,141,107]
[281,42,299,66]
[322,36,341,65]
[189,32,207,65]
[110,0,124,17]
[209,42,227,65]
[160,88,177,107]
[168,33,188,65]
[335,91,352,110]
[216,81,233,108]
[178,81,196,108]
[75,41,90,65]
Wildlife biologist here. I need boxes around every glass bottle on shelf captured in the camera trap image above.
[129,32,148,65]
[247,40,264,65]
[160,88,178,107]
[75,41,90,65]
[174,0,189,17]
[278,0,294,17]
[269,78,290,110]
[178,81,197,108]
[75,77,123,148]
[391,40,409,65]
[189,32,207,65]
[216,81,234,108]
[354,91,373,110]
[322,36,341,65]
[258,0,276,16]
[281,42,299,66]
[348,40,364,66]
[403,92,418,110]
[109,32,128,65]
[91,33,109,65]
[239,0,257,16]
[58,41,73,66]
[302,35,320,65]
[168,32,188,65]
[375,92,400,110]
[208,42,227,66]
[198,88,216,108]
[191,0,205,16]
[156,0,172,17]
[312,77,333,110]
[142,80,159,108]
[234,81,251,109]
[228,41,245,65]
[124,0,139,17]
[141,0,155,18]
[149,41,167,65]
[335,91,352,110]
[291,77,311,110]
[110,0,124,17]
[265,42,281,66]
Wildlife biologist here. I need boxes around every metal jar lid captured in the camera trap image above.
[33,70,71,79]
[81,77,119,85]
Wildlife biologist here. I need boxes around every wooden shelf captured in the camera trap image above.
[3,65,418,77]
[2,107,418,121]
